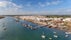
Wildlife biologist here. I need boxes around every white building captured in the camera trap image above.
[63,18,71,22]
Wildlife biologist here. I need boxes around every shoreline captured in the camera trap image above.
[0,16,5,19]
[14,16,71,34]
[20,18,71,34]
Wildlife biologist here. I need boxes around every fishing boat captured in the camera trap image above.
[3,27,7,30]
[32,27,38,30]
[22,24,27,27]
[3,23,7,30]
[41,32,46,39]
[15,16,20,22]
[2,23,5,27]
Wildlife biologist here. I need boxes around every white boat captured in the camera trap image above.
[15,16,20,22]
[3,23,7,30]
[41,32,46,39]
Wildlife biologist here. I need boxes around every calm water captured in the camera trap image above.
[0,17,71,40]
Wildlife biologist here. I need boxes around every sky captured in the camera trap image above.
[0,0,71,15]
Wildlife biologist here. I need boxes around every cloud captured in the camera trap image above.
[0,1,22,8]
[39,8,71,15]
[51,0,62,5]
[0,1,23,15]
[38,2,46,7]
[26,2,32,7]
[46,2,50,6]
[22,8,71,15]
[0,0,71,15]
[38,0,63,7]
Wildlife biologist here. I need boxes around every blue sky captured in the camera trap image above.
[0,0,71,15]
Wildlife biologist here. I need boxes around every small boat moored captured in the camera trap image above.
[41,32,46,39]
